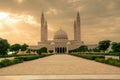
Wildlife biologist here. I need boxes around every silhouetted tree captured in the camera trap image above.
[37,47,47,55]
[21,44,28,53]
[69,45,88,53]
[26,49,31,54]
[111,42,120,60]
[98,40,111,53]
[49,50,53,53]
[40,47,47,53]
[0,38,10,55]
[37,49,41,55]
[10,44,21,54]
[92,47,100,52]
[112,42,120,52]
[78,45,88,52]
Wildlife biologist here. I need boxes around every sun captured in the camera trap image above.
[18,0,23,3]
[0,12,9,20]
[0,11,38,27]
[0,12,19,25]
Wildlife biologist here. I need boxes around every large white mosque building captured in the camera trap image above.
[28,12,96,53]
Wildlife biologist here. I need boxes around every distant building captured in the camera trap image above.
[28,12,96,53]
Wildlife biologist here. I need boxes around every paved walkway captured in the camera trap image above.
[0,54,120,75]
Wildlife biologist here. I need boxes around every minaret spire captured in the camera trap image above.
[44,21,48,41]
[41,12,45,25]
[74,20,77,40]
[74,11,81,41]
[41,12,48,42]
[76,11,80,27]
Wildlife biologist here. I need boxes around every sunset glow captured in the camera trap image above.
[0,0,120,45]
[0,12,38,26]
[0,12,9,20]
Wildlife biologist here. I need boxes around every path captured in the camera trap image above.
[0,54,120,75]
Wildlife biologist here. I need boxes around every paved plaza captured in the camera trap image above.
[0,54,120,75]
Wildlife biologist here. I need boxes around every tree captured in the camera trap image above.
[0,38,10,55]
[10,44,21,54]
[111,42,120,52]
[111,42,120,60]
[78,45,88,52]
[21,44,28,53]
[40,47,47,53]
[37,47,47,55]
[69,45,88,53]
[26,49,31,54]
[30,49,37,54]
[98,40,111,53]
[37,49,41,55]
[49,50,53,53]
[92,47,100,52]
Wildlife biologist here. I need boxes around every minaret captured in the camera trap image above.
[44,21,48,41]
[74,20,77,40]
[41,12,48,42]
[74,11,81,41]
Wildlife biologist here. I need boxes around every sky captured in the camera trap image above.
[0,0,120,45]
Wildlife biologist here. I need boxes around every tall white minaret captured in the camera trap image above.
[74,12,81,41]
[41,12,48,42]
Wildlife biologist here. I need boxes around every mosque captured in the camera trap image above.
[28,12,96,53]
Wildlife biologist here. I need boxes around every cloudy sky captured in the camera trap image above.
[0,0,120,45]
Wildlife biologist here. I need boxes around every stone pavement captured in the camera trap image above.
[0,54,120,75]
[0,54,120,79]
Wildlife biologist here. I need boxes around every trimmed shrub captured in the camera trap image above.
[0,54,53,68]
[95,58,105,63]
[109,52,120,56]
[105,58,120,67]
[15,56,39,61]
[69,53,105,60]
[95,58,120,67]
[0,59,12,67]
[15,54,53,61]
[0,58,23,68]
[13,58,24,63]
[0,54,36,58]
[70,53,120,67]
[49,50,53,53]
[0,55,13,58]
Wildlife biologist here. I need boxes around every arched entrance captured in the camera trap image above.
[55,47,67,53]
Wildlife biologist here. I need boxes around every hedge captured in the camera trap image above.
[15,54,53,61]
[0,54,36,58]
[69,53,120,67]
[0,54,53,68]
[0,59,23,68]
[95,58,120,67]
[69,53,105,60]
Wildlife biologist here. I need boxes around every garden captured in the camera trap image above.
[69,53,120,67]
[0,54,53,68]
[69,40,120,67]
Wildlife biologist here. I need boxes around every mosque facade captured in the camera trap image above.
[28,12,95,53]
